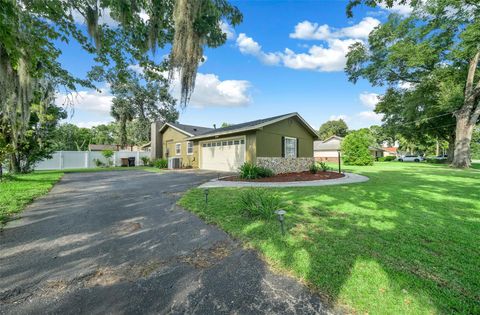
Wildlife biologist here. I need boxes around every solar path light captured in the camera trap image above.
[204,188,209,205]
[274,209,287,236]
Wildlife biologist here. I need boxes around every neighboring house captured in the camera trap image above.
[314,135,343,162]
[383,147,399,157]
[88,144,121,151]
[314,135,385,162]
[151,113,319,172]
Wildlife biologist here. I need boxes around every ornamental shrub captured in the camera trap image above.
[384,156,396,161]
[238,162,273,179]
[153,158,168,168]
[341,129,375,166]
[239,188,281,220]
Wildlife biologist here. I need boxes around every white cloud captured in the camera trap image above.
[355,111,384,127]
[55,85,113,114]
[329,115,350,122]
[359,92,380,109]
[236,17,380,72]
[75,121,112,128]
[282,39,358,72]
[236,34,282,65]
[379,3,413,16]
[170,72,252,108]
[289,17,380,40]
[220,21,235,40]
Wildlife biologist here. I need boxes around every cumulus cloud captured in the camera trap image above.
[236,18,380,72]
[359,92,380,109]
[289,17,380,40]
[171,72,252,108]
[55,85,113,114]
[329,114,350,122]
[220,21,235,40]
[379,3,414,16]
[236,34,282,65]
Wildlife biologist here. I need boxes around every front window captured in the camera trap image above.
[175,143,181,155]
[187,141,193,155]
[284,137,297,158]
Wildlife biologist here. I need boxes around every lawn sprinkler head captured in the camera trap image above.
[274,209,287,235]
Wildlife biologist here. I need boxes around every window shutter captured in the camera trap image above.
[296,138,299,157]
[281,136,285,157]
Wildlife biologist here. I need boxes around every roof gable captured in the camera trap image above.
[159,122,213,137]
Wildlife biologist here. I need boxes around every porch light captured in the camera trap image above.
[274,209,286,236]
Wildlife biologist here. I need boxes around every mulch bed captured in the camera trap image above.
[220,171,345,182]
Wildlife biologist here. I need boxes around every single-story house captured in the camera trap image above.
[383,147,399,157]
[314,135,384,163]
[151,112,319,172]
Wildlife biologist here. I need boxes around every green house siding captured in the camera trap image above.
[161,127,199,168]
[256,117,314,158]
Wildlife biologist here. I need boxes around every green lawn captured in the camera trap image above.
[179,162,480,314]
[0,166,162,224]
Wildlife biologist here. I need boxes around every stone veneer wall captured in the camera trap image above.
[256,157,315,174]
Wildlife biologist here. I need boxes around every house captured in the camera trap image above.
[314,135,385,162]
[383,146,399,157]
[151,113,319,172]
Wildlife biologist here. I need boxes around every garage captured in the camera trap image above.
[200,138,245,172]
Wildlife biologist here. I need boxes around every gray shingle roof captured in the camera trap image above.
[168,123,213,136]
[191,113,304,139]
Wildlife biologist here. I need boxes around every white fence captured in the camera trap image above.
[34,151,151,170]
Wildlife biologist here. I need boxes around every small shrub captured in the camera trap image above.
[309,163,319,174]
[141,156,151,166]
[239,188,281,220]
[384,156,396,161]
[153,158,168,169]
[239,162,273,179]
[257,166,273,178]
[426,157,448,164]
[318,161,330,171]
[101,149,114,167]
[377,157,386,162]
[93,158,105,167]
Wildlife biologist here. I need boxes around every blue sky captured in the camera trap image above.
[56,0,411,130]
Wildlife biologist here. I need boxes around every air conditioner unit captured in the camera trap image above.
[168,157,182,169]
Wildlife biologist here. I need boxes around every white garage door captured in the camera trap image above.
[200,138,245,172]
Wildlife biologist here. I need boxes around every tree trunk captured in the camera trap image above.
[451,112,475,167]
[447,134,455,163]
[9,153,21,174]
[451,50,480,168]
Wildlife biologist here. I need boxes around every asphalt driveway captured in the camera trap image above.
[0,170,330,314]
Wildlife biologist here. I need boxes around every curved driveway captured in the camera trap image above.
[1,170,331,314]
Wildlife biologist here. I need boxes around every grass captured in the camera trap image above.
[0,171,63,224]
[0,166,162,224]
[179,162,480,314]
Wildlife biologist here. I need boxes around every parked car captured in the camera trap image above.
[398,155,424,162]
[433,154,448,160]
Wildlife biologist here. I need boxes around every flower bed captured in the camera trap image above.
[220,171,344,182]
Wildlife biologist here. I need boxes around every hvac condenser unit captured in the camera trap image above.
[168,157,182,169]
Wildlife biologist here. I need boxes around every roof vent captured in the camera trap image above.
[193,128,197,131]
[213,124,217,129]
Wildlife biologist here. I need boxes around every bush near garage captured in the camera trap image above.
[153,158,168,169]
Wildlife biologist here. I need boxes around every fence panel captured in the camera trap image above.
[34,151,150,170]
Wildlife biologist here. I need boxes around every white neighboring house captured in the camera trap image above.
[314,135,343,163]
[314,135,384,162]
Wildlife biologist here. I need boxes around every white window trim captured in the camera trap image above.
[284,136,297,158]
[175,143,181,155]
[187,141,193,155]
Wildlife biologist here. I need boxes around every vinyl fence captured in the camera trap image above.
[34,151,151,170]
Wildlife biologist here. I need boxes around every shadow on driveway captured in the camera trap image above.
[0,170,330,314]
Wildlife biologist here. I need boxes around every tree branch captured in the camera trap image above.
[465,50,480,98]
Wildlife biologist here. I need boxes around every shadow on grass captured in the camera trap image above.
[180,163,480,314]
